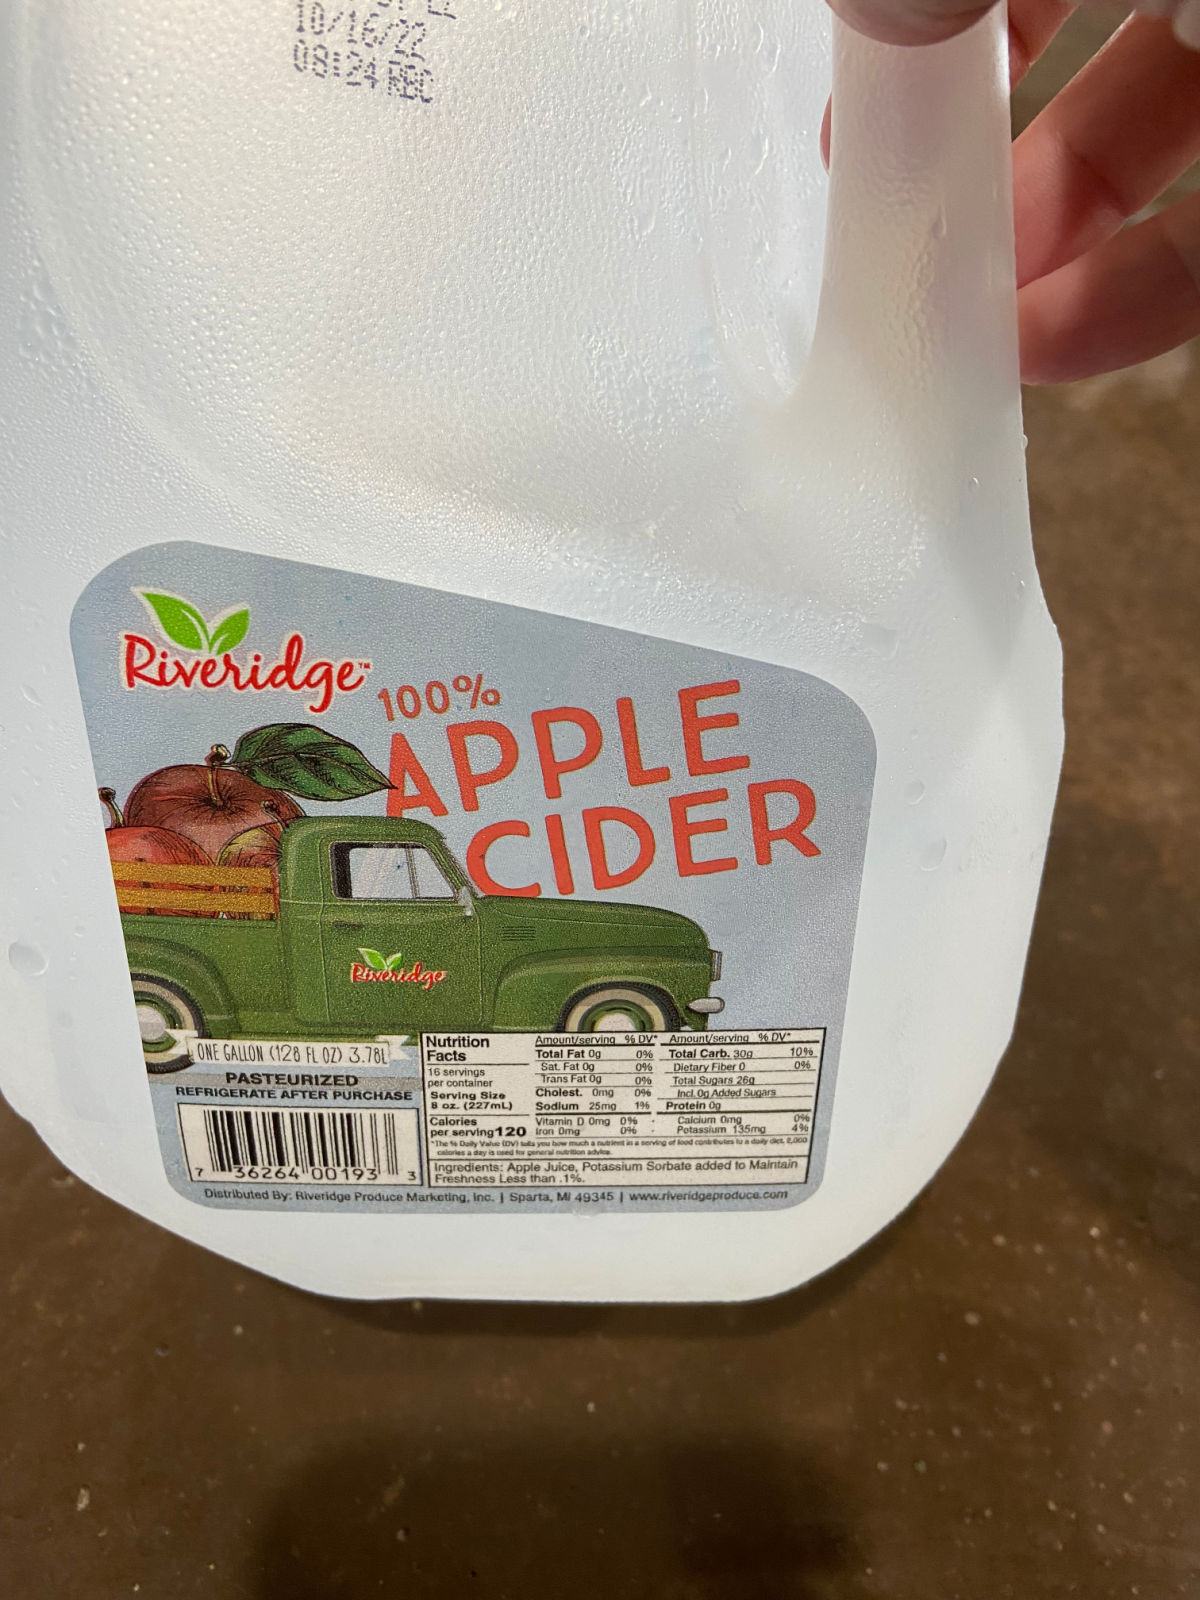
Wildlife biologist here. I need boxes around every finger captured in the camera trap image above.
[1018,189,1200,383]
[1179,0,1200,46]
[819,0,1072,169]
[825,0,993,47]
[1014,15,1200,287]
[1008,0,1074,84]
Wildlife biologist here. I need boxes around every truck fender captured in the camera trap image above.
[490,950,706,1032]
[119,931,238,1036]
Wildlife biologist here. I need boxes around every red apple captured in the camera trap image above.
[101,789,218,919]
[217,822,283,871]
[124,745,304,860]
[217,822,283,920]
[106,823,212,867]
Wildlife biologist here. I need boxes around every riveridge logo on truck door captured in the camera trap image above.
[351,951,449,989]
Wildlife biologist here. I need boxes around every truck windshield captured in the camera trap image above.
[332,844,457,903]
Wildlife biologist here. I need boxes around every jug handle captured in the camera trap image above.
[814,8,1021,408]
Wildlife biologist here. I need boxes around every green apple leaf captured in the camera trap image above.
[207,607,250,655]
[228,723,392,801]
[359,949,388,971]
[136,591,210,653]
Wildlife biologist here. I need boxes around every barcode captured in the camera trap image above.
[177,1105,420,1184]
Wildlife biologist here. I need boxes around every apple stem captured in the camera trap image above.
[98,787,124,829]
[206,745,231,808]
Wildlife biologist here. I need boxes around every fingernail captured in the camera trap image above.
[1175,0,1200,46]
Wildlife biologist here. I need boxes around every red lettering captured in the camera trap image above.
[544,814,576,896]
[266,633,307,690]
[616,696,670,786]
[669,788,737,877]
[301,661,336,715]
[172,656,202,688]
[121,634,159,687]
[748,779,821,864]
[466,820,541,897]
[446,721,520,812]
[224,653,249,690]
[678,680,750,777]
[582,806,656,891]
[337,660,368,693]
[387,734,448,818]
[121,629,366,711]
[531,707,603,800]
[199,656,229,688]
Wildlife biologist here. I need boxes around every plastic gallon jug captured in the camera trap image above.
[0,2,1062,1301]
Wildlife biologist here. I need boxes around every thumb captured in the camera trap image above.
[826,0,997,46]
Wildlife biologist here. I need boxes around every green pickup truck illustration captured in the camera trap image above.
[111,817,725,1070]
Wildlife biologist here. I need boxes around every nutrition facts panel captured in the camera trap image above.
[421,1029,825,1189]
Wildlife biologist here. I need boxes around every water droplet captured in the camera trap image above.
[20,683,41,705]
[967,476,980,493]
[9,941,48,977]
[905,781,926,805]
[920,838,947,872]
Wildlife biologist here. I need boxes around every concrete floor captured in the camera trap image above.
[3,16,1199,1598]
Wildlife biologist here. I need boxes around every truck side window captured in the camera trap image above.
[335,845,416,902]
[331,844,458,902]
[410,847,456,901]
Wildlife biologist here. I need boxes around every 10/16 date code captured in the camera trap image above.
[291,2,457,104]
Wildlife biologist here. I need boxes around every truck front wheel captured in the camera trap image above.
[559,984,678,1033]
[130,976,205,1072]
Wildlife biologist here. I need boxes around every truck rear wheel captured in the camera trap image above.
[130,976,204,1072]
[560,984,678,1033]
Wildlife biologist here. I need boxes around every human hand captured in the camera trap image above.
[822,3,1200,384]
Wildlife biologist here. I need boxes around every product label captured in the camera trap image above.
[70,542,874,1215]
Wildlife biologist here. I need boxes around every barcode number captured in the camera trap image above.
[178,1105,420,1184]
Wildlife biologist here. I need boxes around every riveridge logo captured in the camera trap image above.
[121,590,370,716]
[350,950,448,991]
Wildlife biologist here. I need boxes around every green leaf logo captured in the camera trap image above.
[229,723,392,802]
[137,591,209,652]
[134,590,251,656]
[208,608,250,655]
[385,953,405,971]
[359,949,388,971]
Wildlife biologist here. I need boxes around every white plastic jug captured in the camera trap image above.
[0,1,1061,1301]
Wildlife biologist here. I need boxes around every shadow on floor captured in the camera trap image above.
[251,1433,864,1600]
